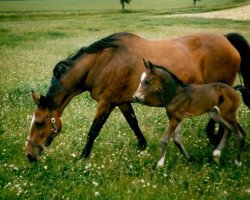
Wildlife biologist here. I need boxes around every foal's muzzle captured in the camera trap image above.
[132,95,143,103]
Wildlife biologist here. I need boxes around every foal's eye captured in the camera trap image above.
[144,79,151,85]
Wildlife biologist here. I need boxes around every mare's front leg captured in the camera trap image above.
[157,117,180,167]
[118,103,147,150]
[81,101,115,158]
[173,123,190,160]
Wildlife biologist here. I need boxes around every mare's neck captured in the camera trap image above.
[46,77,82,116]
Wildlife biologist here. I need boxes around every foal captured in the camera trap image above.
[133,60,246,167]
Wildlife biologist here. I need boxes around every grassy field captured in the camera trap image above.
[0,0,250,199]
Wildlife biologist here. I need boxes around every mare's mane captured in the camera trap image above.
[53,32,130,80]
[46,32,131,100]
[153,64,188,87]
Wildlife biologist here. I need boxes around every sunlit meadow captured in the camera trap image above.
[0,0,250,199]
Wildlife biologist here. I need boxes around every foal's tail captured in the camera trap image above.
[226,33,250,108]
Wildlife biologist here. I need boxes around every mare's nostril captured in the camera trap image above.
[27,153,32,159]
[26,153,38,162]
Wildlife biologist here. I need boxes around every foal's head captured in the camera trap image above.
[133,60,182,107]
[25,91,62,162]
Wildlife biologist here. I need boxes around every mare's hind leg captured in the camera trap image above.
[81,101,115,158]
[157,117,180,167]
[173,123,190,160]
[118,103,147,150]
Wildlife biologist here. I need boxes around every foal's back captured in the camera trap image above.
[169,83,241,119]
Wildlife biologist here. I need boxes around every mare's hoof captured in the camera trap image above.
[138,140,147,151]
[80,151,90,159]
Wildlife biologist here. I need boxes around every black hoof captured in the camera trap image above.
[27,153,38,162]
[138,140,147,151]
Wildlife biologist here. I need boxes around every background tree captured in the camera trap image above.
[120,0,131,10]
[193,0,201,7]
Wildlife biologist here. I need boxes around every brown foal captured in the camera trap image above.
[133,60,246,167]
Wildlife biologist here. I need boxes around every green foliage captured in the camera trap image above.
[0,1,250,199]
[120,0,132,10]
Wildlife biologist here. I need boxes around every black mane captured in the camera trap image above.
[53,32,129,80]
[46,32,131,105]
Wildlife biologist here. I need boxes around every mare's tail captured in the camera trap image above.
[226,33,250,108]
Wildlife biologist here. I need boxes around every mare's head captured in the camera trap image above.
[25,91,62,162]
[133,59,183,106]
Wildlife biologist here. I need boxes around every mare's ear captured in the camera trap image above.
[39,95,49,108]
[32,90,40,104]
[32,90,48,108]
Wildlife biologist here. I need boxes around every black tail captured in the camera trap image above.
[226,33,250,108]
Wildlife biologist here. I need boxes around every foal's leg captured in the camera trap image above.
[230,123,246,166]
[157,117,180,167]
[209,107,246,166]
[81,101,115,158]
[212,127,231,164]
[205,119,224,146]
[118,103,147,150]
[209,107,231,164]
[173,123,190,160]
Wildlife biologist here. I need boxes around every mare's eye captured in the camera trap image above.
[35,122,44,128]
[144,79,151,85]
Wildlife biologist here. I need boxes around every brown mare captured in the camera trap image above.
[25,32,250,162]
[133,60,246,167]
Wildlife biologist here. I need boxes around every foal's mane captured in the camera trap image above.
[153,64,187,87]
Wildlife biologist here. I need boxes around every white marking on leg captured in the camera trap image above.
[235,160,242,167]
[157,152,166,167]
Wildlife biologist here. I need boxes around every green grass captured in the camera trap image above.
[1,0,250,199]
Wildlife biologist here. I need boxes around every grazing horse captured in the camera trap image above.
[133,60,246,167]
[25,32,250,162]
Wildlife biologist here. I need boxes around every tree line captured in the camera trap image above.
[119,0,201,10]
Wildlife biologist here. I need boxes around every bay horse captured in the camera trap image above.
[25,32,250,162]
[133,60,246,167]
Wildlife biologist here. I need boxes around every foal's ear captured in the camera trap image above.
[32,90,40,104]
[147,61,156,74]
[142,58,149,68]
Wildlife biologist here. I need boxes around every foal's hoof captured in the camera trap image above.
[156,158,165,168]
[156,162,164,168]
[212,150,221,165]
[235,160,242,167]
